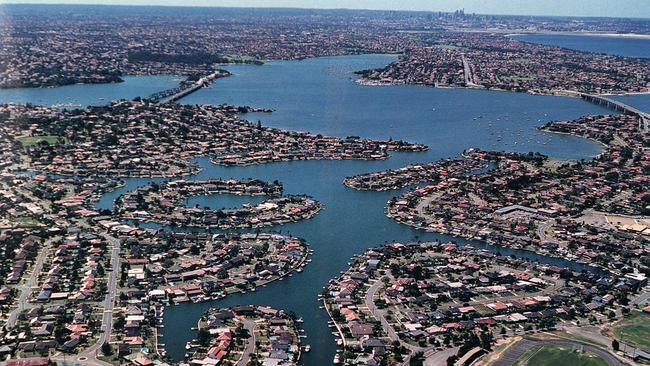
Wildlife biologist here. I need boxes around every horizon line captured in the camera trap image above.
[2,2,650,20]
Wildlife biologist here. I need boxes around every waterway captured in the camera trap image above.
[610,93,650,113]
[90,54,616,365]
[511,34,650,58]
[0,75,179,107]
[1,53,634,365]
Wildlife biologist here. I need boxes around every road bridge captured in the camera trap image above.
[148,70,228,104]
[581,93,650,131]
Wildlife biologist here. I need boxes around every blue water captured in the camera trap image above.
[512,34,650,59]
[610,93,650,113]
[185,55,604,161]
[108,55,609,365]
[4,53,613,365]
[0,75,179,107]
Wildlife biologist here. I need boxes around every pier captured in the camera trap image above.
[580,93,650,131]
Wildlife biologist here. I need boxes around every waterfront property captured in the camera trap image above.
[0,18,648,365]
[114,179,323,229]
[182,306,302,366]
[340,113,650,270]
[324,242,646,365]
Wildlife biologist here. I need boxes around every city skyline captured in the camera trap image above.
[2,0,650,18]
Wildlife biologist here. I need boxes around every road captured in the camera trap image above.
[235,318,257,366]
[424,347,460,366]
[461,54,479,87]
[630,284,650,306]
[364,279,428,353]
[365,280,400,344]
[536,219,556,243]
[77,235,121,363]
[6,236,58,328]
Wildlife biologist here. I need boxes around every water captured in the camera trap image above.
[511,34,650,58]
[185,55,604,161]
[0,75,179,107]
[5,54,615,365]
[153,55,611,364]
[152,155,604,364]
[610,93,650,112]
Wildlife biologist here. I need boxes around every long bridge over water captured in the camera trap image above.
[580,93,650,131]
[147,70,228,104]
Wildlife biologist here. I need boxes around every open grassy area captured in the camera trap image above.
[501,75,535,82]
[612,311,650,352]
[434,43,466,50]
[10,216,43,227]
[518,346,608,366]
[223,54,264,64]
[16,135,66,146]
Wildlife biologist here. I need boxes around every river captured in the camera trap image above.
[511,34,650,59]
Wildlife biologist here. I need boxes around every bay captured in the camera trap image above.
[0,75,179,107]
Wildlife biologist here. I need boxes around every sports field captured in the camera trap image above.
[518,345,608,366]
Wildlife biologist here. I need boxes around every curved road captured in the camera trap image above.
[235,318,257,366]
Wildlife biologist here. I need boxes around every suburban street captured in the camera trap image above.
[6,236,58,329]
[235,318,257,366]
[77,234,121,365]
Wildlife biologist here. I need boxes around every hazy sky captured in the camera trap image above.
[2,0,649,18]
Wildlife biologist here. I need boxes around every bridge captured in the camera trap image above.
[147,70,228,104]
[580,93,650,131]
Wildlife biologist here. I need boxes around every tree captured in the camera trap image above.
[409,352,424,366]
[197,328,211,346]
[446,355,458,366]
[101,342,113,356]
[113,315,125,330]
[612,339,619,351]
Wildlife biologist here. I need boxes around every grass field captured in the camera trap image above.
[434,43,466,50]
[612,311,650,352]
[11,216,43,227]
[16,135,66,146]
[518,346,608,366]
[224,54,264,64]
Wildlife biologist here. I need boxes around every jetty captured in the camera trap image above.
[580,93,650,131]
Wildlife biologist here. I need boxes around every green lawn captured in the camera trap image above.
[612,311,650,352]
[519,346,608,366]
[435,43,466,50]
[16,135,66,146]
[11,216,43,227]
[224,54,264,64]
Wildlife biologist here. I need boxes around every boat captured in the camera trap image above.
[304,344,311,352]
[296,317,304,323]
[333,354,341,364]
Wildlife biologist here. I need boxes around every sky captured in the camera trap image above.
[1,0,649,18]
